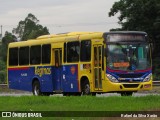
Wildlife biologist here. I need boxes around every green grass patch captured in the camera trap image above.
[1,96,160,120]
[0,95,160,111]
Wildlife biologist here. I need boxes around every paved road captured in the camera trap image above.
[1,84,160,97]
[0,92,159,97]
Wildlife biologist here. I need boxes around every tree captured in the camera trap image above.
[0,60,6,84]
[0,31,16,83]
[108,0,160,43]
[109,0,160,51]
[1,31,16,62]
[108,0,160,79]
[12,13,49,41]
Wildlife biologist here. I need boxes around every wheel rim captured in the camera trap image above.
[84,84,90,94]
[34,85,39,96]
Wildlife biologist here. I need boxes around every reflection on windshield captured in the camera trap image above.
[107,44,151,71]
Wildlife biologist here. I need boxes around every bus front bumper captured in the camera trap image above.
[105,79,152,92]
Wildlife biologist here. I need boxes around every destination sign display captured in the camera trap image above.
[106,34,146,42]
[113,62,130,68]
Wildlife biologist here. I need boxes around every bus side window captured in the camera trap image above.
[30,45,41,65]
[67,41,80,62]
[80,40,91,61]
[19,47,29,66]
[42,44,51,64]
[9,47,18,66]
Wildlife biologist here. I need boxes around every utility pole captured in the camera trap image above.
[0,25,2,38]
[0,25,2,45]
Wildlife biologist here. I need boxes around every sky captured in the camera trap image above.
[0,0,120,36]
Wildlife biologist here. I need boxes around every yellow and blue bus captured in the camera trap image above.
[7,31,152,96]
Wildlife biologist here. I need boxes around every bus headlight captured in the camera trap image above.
[107,74,119,83]
[143,73,152,82]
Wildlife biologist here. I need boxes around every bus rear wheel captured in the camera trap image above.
[32,81,42,96]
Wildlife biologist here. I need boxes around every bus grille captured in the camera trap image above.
[117,73,143,78]
[123,84,139,88]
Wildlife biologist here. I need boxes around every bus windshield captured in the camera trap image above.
[107,43,151,71]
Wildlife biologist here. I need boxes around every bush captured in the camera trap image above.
[152,57,160,81]
[0,70,6,84]
[0,60,6,84]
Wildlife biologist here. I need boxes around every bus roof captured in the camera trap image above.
[9,32,103,48]
[37,32,103,40]
[9,31,148,48]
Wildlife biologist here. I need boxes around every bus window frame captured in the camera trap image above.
[30,45,42,65]
[19,46,30,66]
[42,44,51,64]
[80,40,91,62]
[66,41,80,63]
[9,47,19,66]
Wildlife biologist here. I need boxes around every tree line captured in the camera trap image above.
[0,13,49,83]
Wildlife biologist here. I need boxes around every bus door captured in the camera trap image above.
[93,45,103,90]
[53,48,62,91]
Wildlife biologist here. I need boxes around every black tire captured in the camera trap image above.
[82,81,91,95]
[63,92,81,96]
[42,92,51,96]
[63,92,70,96]
[121,92,133,96]
[91,92,96,96]
[75,92,82,96]
[32,81,42,96]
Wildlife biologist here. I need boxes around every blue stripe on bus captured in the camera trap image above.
[8,64,79,93]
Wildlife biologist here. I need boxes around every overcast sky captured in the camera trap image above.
[0,0,120,35]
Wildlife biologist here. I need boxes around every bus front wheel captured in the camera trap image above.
[32,81,42,96]
[82,81,90,95]
[121,92,133,96]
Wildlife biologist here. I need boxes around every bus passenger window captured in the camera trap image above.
[9,48,18,66]
[67,41,80,62]
[30,45,41,65]
[19,47,29,65]
[42,44,51,64]
[80,40,91,61]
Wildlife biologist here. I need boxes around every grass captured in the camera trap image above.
[0,95,160,111]
[1,85,160,120]
[0,96,160,120]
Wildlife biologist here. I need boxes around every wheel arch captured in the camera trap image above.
[32,77,40,89]
[80,76,89,91]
